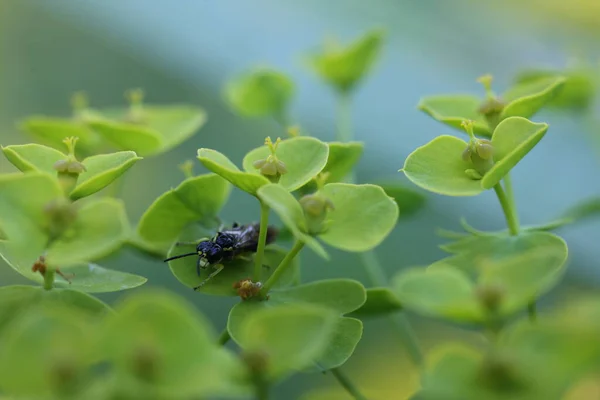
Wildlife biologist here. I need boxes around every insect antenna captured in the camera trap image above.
[163,252,197,262]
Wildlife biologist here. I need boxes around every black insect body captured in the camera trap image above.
[163,223,278,290]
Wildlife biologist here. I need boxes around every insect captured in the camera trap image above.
[163,222,278,290]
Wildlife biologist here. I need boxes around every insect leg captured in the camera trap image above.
[196,257,202,276]
[175,240,201,246]
[193,264,224,291]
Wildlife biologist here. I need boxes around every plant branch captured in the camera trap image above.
[494,183,519,236]
[330,367,369,400]
[260,240,305,295]
[528,301,537,322]
[253,201,271,282]
[502,173,520,229]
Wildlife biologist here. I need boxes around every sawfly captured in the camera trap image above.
[163,222,278,290]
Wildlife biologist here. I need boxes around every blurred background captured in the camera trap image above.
[1,1,599,398]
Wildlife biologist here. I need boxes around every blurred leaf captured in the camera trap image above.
[417,95,491,137]
[349,287,403,318]
[393,267,483,323]
[46,198,130,268]
[141,105,206,151]
[50,264,146,293]
[0,173,61,267]
[514,68,596,112]
[137,174,231,255]
[500,76,566,119]
[377,182,426,218]
[307,29,385,92]
[101,290,249,398]
[402,135,484,197]
[236,304,337,379]
[318,183,398,252]
[482,117,548,189]
[229,279,366,372]
[242,136,329,192]
[70,151,142,200]
[257,184,328,259]
[1,143,64,174]
[226,69,294,118]
[0,304,96,397]
[88,119,162,156]
[19,117,102,155]
[0,285,110,333]
[198,148,270,196]
[321,142,364,182]
[167,245,298,296]
[561,197,600,222]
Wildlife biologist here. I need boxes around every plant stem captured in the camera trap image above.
[43,269,55,291]
[261,240,305,295]
[502,173,520,229]
[330,367,368,400]
[360,251,424,366]
[217,329,231,346]
[255,380,269,400]
[336,91,355,182]
[253,201,270,282]
[493,183,519,236]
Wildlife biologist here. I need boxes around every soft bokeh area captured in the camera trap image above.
[1,1,599,398]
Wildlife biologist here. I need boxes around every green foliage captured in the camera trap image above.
[377,183,426,218]
[307,29,385,93]
[229,279,366,374]
[350,287,403,318]
[226,68,295,118]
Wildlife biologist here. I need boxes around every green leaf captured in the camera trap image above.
[501,76,566,119]
[514,68,597,111]
[481,117,548,189]
[228,279,366,372]
[1,143,65,174]
[561,197,600,222]
[0,304,96,397]
[0,173,62,267]
[417,95,492,137]
[377,182,426,218]
[0,285,110,333]
[46,198,130,268]
[321,141,364,183]
[225,68,295,117]
[307,29,385,92]
[70,151,142,200]
[257,184,328,259]
[242,136,329,192]
[101,289,249,398]
[167,245,298,296]
[433,231,568,317]
[87,119,162,156]
[393,267,483,323]
[319,183,398,252]
[402,135,485,197]
[236,304,337,379]
[349,287,403,318]
[198,148,270,196]
[137,174,231,255]
[141,105,207,151]
[19,117,102,155]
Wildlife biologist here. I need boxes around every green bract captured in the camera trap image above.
[234,303,338,380]
[394,231,568,323]
[418,75,564,136]
[167,245,298,296]
[136,173,231,255]
[320,141,364,183]
[226,68,295,118]
[0,173,129,272]
[514,68,597,112]
[258,183,398,257]
[229,279,366,373]
[100,290,249,398]
[243,136,329,191]
[307,29,385,93]
[350,287,403,318]
[402,117,547,196]
[376,182,426,218]
[2,143,142,200]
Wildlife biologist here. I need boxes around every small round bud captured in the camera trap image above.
[476,142,494,160]
[464,169,483,180]
[299,193,335,234]
[44,198,78,240]
[275,160,288,174]
[233,278,263,300]
[242,350,270,375]
[475,282,505,313]
[258,160,278,176]
[252,159,268,170]
[462,146,473,163]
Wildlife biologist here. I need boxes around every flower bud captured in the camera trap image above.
[461,120,495,176]
[253,137,288,183]
[125,88,147,123]
[299,193,335,234]
[476,140,494,160]
[464,169,483,180]
[43,198,78,240]
[233,278,263,300]
[476,74,505,130]
[475,282,505,313]
[53,137,87,194]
